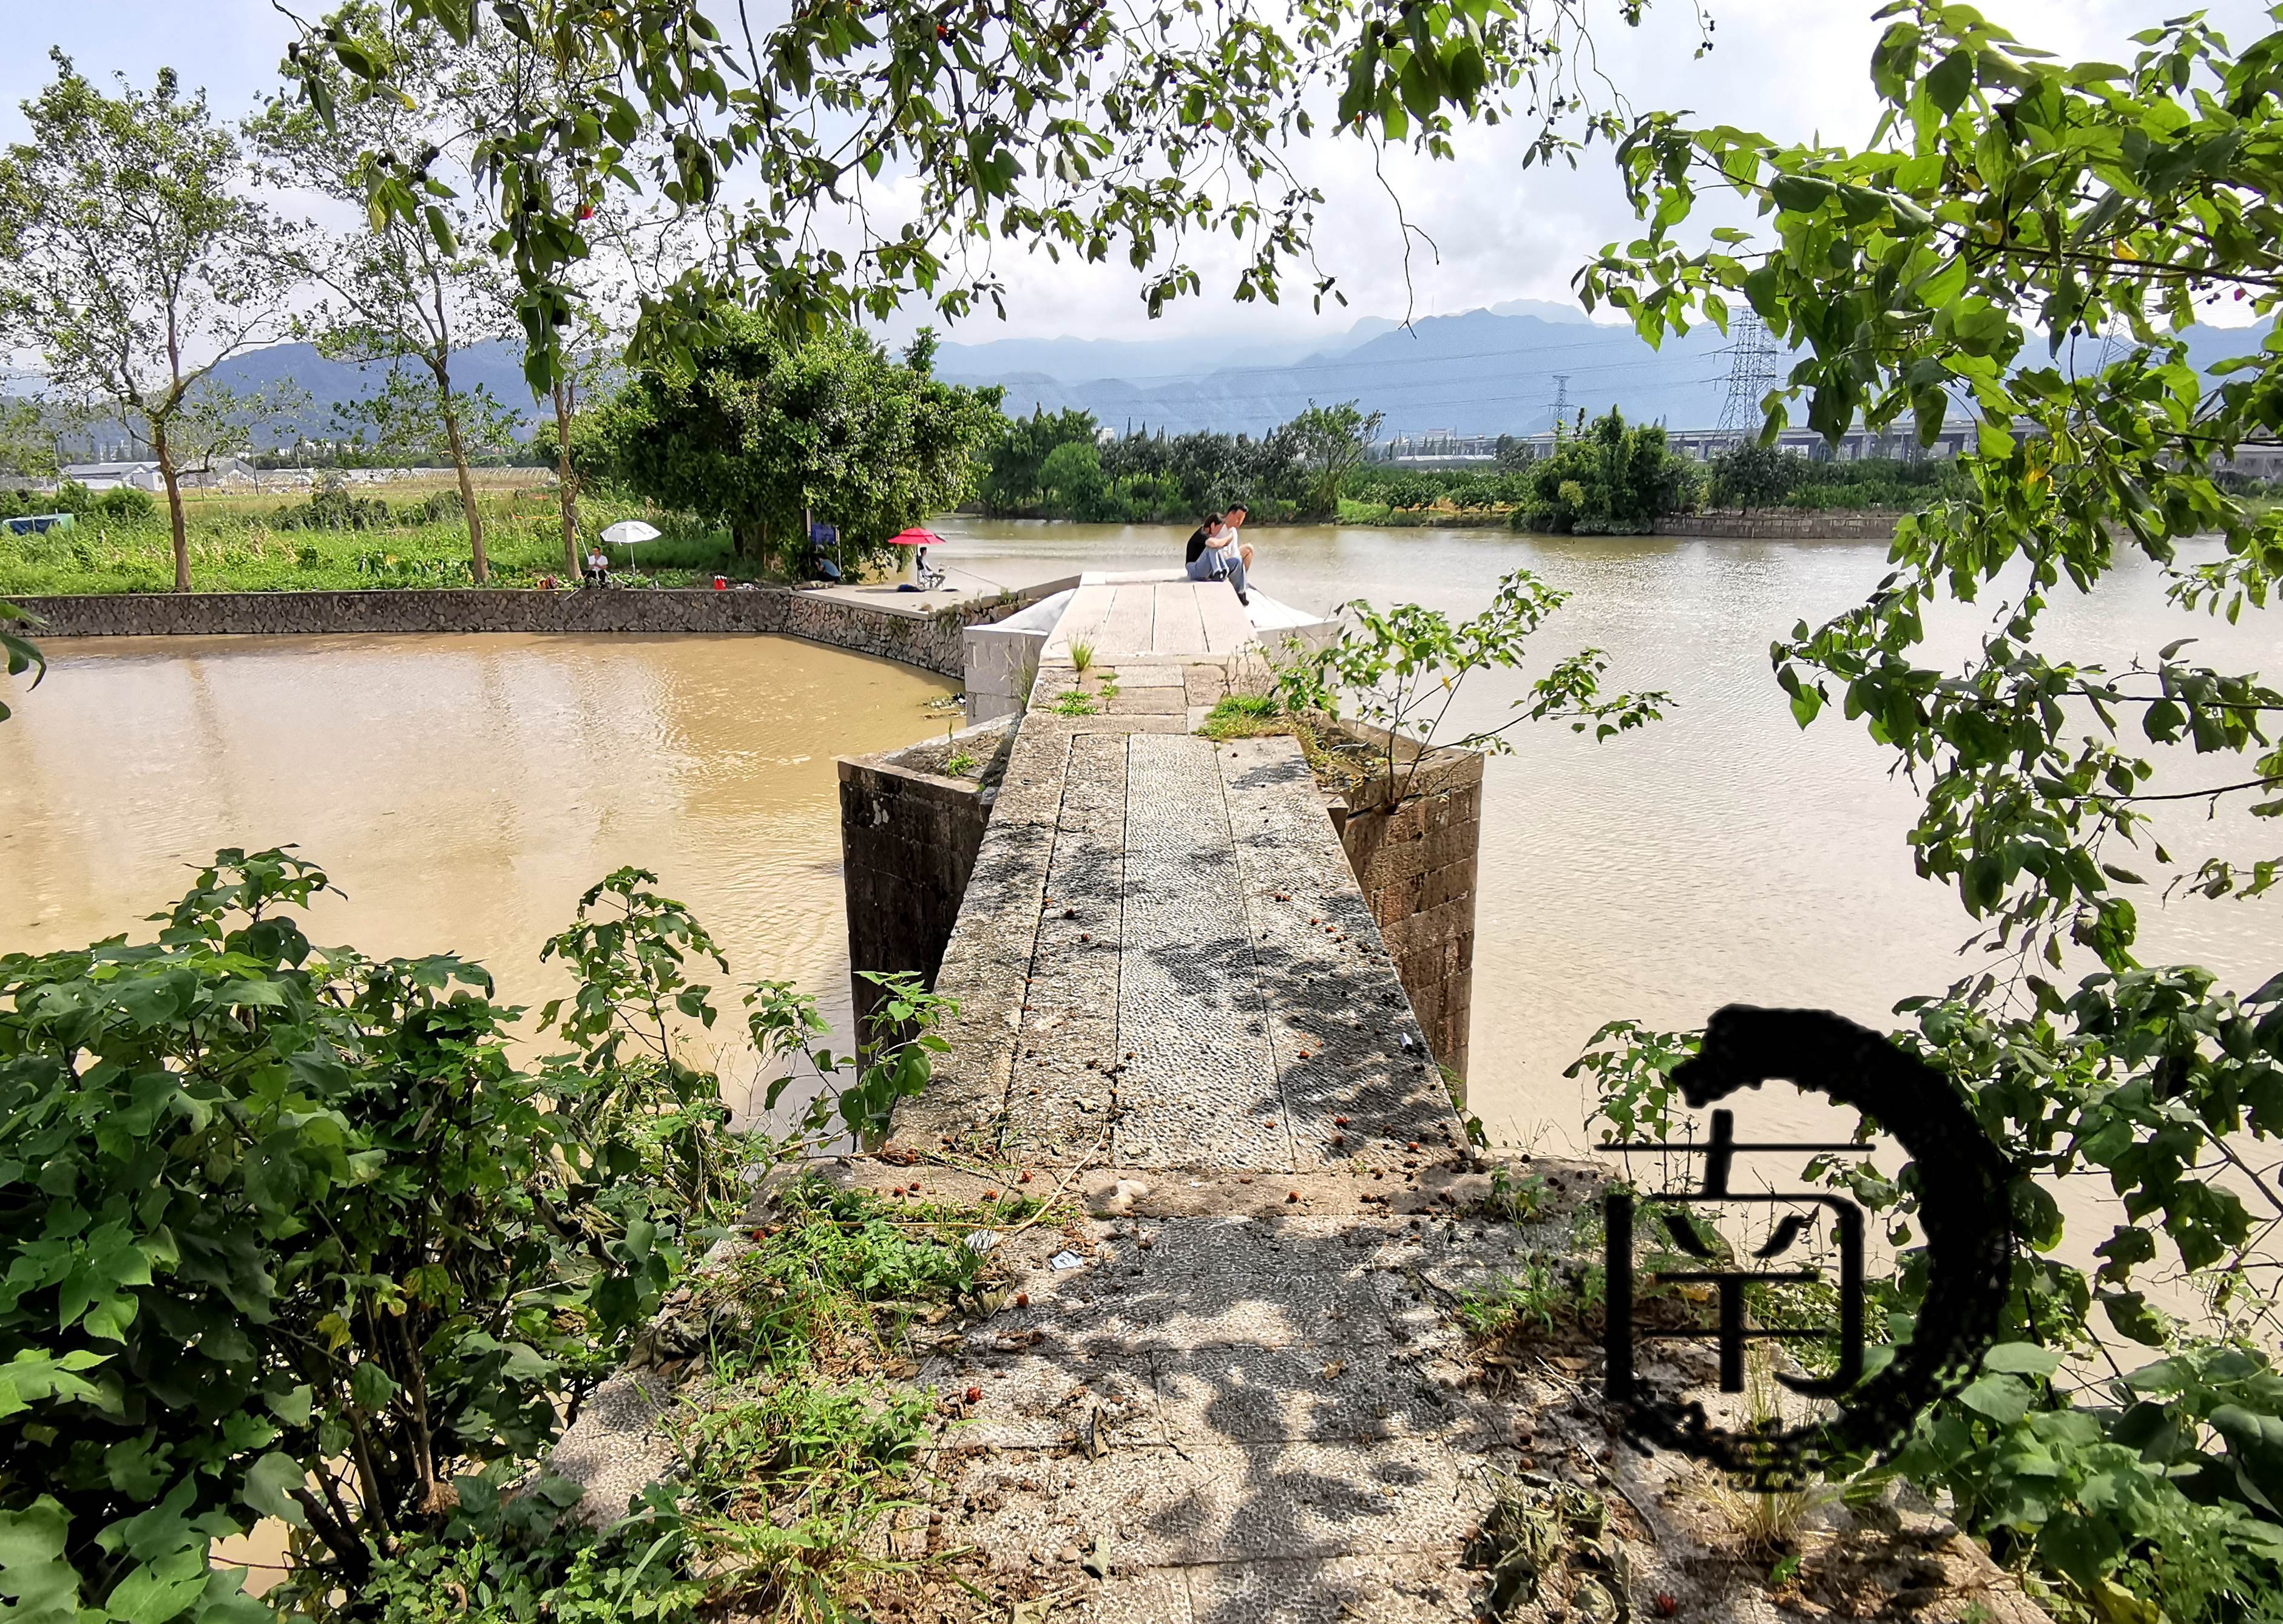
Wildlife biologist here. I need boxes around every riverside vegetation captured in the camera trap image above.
[0,853,989,1624]
[0,478,765,595]
[1560,8,2283,1623]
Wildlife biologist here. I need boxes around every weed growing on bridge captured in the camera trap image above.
[1273,566,1668,805]
[1067,637,1095,674]
[368,1175,1034,1624]
[1048,688,1100,716]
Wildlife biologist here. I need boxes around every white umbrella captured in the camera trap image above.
[600,519,661,547]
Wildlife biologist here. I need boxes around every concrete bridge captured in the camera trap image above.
[842,575,1517,1620]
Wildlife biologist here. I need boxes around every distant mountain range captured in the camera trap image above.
[936,306,1733,438]
[36,303,2276,449]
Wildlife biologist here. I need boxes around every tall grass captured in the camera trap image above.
[0,479,757,595]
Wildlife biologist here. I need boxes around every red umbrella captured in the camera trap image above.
[885,527,944,546]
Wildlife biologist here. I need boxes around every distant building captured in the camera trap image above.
[58,458,258,492]
[60,461,164,492]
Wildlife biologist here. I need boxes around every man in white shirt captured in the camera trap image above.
[1182,502,1252,604]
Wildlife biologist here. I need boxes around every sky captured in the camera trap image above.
[0,0,2268,351]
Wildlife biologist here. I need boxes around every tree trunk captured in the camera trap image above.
[438,387,487,584]
[553,379,580,581]
[154,421,190,593]
[734,520,764,560]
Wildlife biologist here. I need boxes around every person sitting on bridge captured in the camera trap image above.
[1183,503,1252,605]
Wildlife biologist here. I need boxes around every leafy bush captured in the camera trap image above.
[90,487,158,523]
[0,854,953,1619]
[402,488,465,526]
[275,478,393,531]
[1276,566,1669,800]
[1510,408,1700,533]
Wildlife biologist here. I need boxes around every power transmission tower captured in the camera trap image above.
[1717,313,1782,441]
[1550,373,1571,433]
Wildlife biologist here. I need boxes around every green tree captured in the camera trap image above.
[1578,6,2283,1614]
[0,54,295,591]
[1275,566,1670,802]
[1516,407,1696,533]
[585,316,1004,569]
[329,370,525,478]
[251,10,523,583]
[1037,438,1109,518]
[1286,399,1387,518]
[283,4,1670,394]
[0,398,58,482]
[980,408,1100,515]
[1704,439,1799,510]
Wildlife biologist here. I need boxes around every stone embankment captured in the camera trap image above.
[4,582,1062,678]
[1654,510,1902,540]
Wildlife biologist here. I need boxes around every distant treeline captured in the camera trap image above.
[978,407,1333,523]
[980,403,1980,532]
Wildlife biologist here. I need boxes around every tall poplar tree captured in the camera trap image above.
[251,10,518,581]
[0,54,293,592]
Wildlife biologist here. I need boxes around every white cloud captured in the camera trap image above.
[5,0,2266,354]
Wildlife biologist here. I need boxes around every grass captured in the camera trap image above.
[0,478,805,595]
[1067,637,1095,674]
[1049,688,1100,716]
[1713,1346,1830,1556]
[944,749,980,778]
[1455,1252,1608,1341]
[1197,692,1378,795]
[635,1174,1042,1617]
[369,1172,1047,1624]
[1199,691,1284,740]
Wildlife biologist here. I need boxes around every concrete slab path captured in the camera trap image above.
[876,583,1504,1619]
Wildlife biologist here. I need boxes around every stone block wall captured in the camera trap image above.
[837,716,1016,1031]
[1323,734,1483,1091]
[5,584,1060,679]
[1654,510,1901,540]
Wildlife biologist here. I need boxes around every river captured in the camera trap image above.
[2,522,2276,1157]
[0,632,955,1120]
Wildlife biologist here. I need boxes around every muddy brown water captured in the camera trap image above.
[0,631,956,1123]
[4,526,2278,1215]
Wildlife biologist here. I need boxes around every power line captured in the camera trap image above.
[952,327,1748,394]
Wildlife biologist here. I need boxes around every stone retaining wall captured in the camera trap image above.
[837,717,1017,1030]
[1325,733,1483,1089]
[1656,509,1901,540]
[5,584,1058,678]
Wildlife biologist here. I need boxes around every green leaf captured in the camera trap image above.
[104,1548,211,1624]
[349,1361,396,1413]
[1982,1342,2064,1377]
[0,1498,80,1624]
[2100,1291,2173,1347]
[1958,1372,2034,1424]
[1924,49,1975,115]
[237,1453,308,1529]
